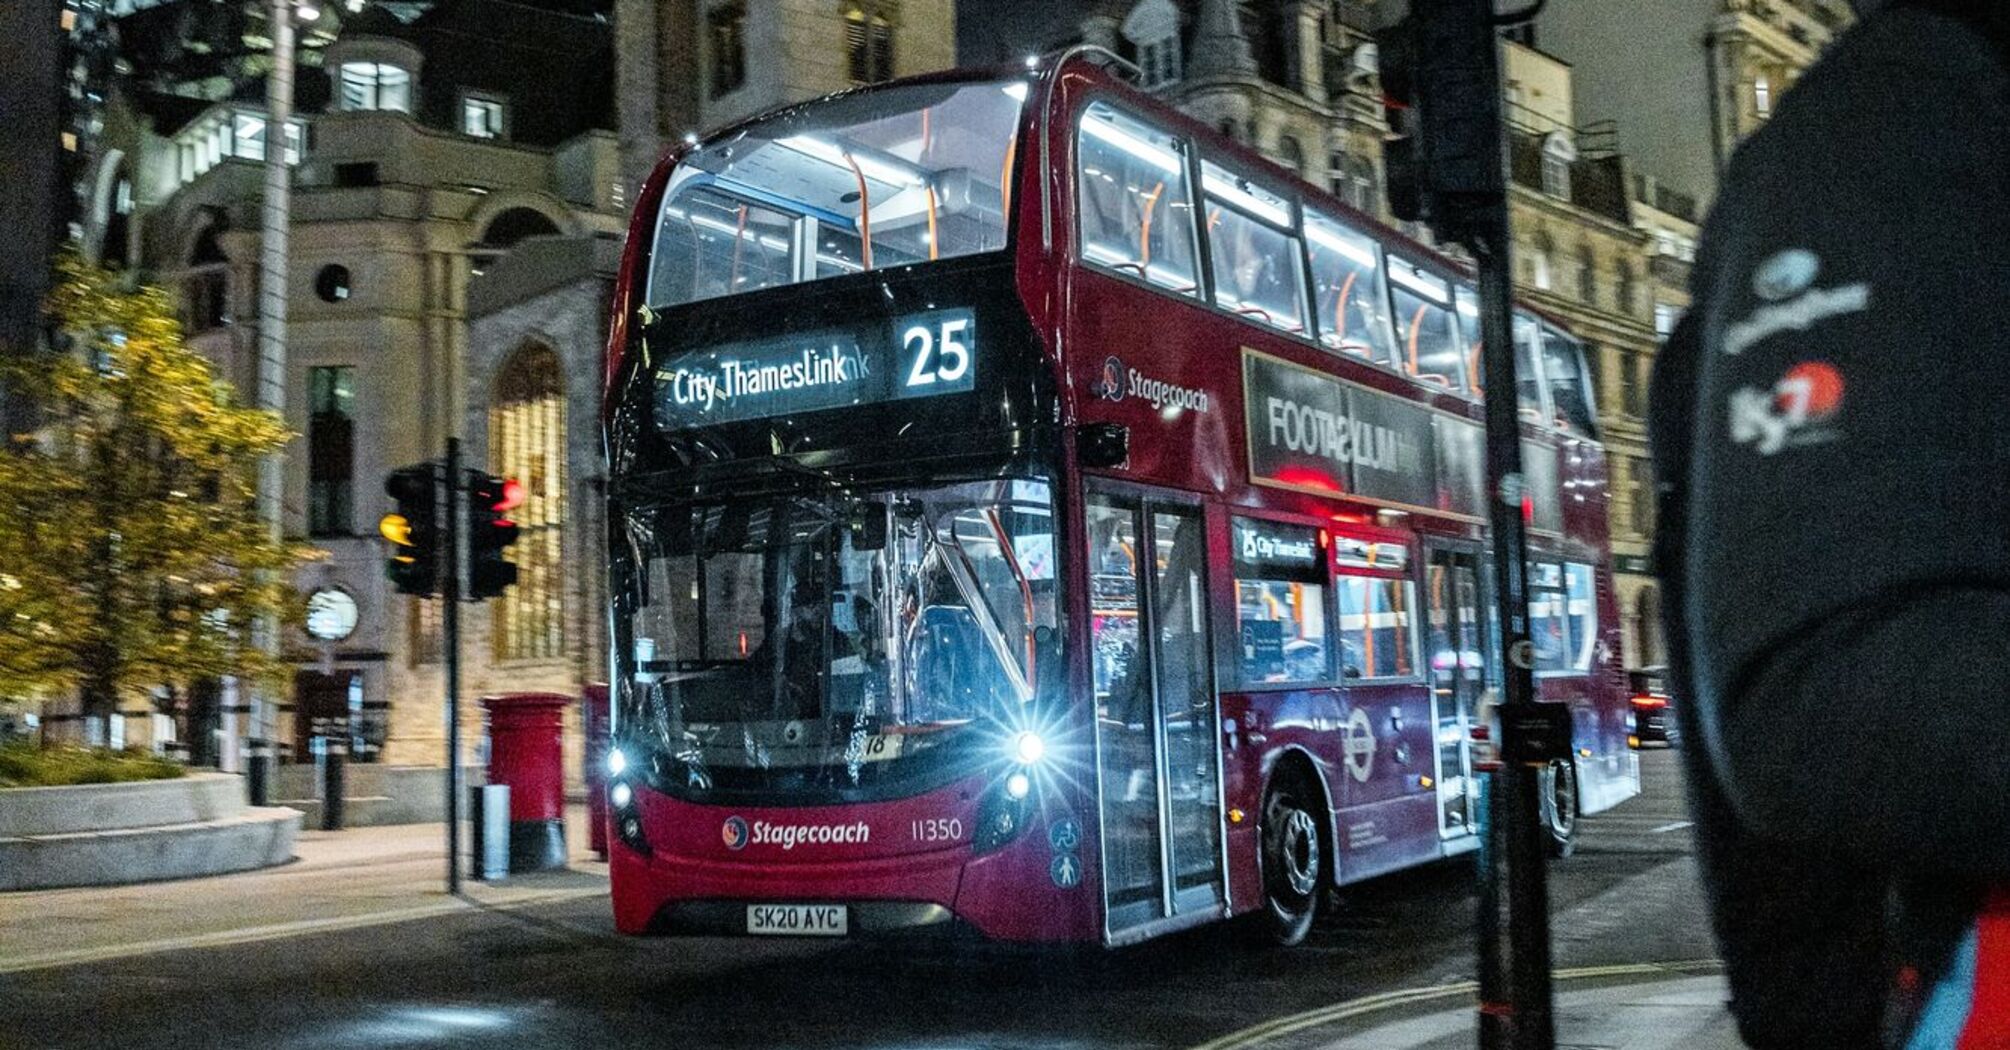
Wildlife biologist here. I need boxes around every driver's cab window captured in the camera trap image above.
[1077,102,1201,294]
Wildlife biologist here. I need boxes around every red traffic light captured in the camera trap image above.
[493,478,526,513]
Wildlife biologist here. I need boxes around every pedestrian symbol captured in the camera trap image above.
[1050,852,1082,889]
[1048,817,1082,853]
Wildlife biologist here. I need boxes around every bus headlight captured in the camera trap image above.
[1012,731,1046,766]
[610,781,632,809]
[1005,771,1031,800]
[606,747,628,777]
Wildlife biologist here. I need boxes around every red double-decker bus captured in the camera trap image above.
[601,50,1638,947]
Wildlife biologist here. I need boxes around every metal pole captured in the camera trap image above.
[1472,160,1557,1050]
[444,439,462,894]
[254,0,295,749]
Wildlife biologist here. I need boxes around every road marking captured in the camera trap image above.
[0,888,605,975]
[1647,821,1694,834]
[1188,959,1724,1050]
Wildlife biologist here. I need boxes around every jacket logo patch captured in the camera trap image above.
[1729,360,1845,455]
[1724,250,1869,357]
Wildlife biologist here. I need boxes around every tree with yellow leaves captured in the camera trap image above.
[0,256,313,727]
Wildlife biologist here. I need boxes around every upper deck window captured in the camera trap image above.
[1455,286,1552,422]
[1304,210,1395,365]
[1388,257,1463,392]
[1202,161,1306,335]
[1076,103,1200,295]
[648,79,1024,309]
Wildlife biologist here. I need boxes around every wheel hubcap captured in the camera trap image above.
[1279,807,1319,898]
[1546,762,1577,838]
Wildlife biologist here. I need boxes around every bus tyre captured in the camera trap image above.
[1542,758,1580,859]
[1257,772,1324,947]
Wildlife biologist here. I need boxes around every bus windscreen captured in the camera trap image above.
[648,79,1027,309]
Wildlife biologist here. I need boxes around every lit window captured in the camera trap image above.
[1076,102,1201,295]
[461,95,505,139]
[1530,563,1598,674]
[339,62,412,113]
[1654,302,1682,340]
[308,366,356,538]
[1754,73,1772,118]
[1232,519,1330,685]
[845,2,895,85]
[490,347,566,661]
[1388,257,1462,391]
[1203,160,1306,334]
[1305,209,1395,364]
[1336,575,1415,679]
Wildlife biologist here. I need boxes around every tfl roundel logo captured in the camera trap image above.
[722,816,751,851]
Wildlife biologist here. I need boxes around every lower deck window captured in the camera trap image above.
[1530,561,1597,673]
[1336,575,1415,679]
[1231,518,1329,685]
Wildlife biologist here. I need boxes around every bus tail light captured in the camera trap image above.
[1629,695,1668,709]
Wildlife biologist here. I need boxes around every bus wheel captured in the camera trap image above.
[1258,771,1324,946]
[1542,758,1580,858]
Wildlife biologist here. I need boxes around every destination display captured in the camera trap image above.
[654,307,977,431]
[1243,349,1556,526]
[1232,517,1324,577]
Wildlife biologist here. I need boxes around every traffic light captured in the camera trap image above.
[382,464,440,596]
[1375,0,1508,245]
[464,471,523,601]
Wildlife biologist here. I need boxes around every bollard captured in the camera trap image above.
[246,738,273,807]
[321,738,347,831]
[479,784,511,881]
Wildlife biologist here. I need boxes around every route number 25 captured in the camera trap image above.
[902,316,974,389]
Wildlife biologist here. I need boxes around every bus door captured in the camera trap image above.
[1085,490,1226,934]
[1424,545,1488,838]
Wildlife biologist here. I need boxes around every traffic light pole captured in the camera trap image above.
[1472,211,1556,1050]
[443,437,462,896]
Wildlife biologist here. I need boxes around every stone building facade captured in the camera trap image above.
[62,0,625,764]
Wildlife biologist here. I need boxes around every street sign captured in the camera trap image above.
[1500,702,1575,766]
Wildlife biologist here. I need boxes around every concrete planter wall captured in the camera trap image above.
[0,773,299,891]
[272,764,485,828]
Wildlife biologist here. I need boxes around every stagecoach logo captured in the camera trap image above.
[1723,249,1869,357]
[1091,355,1212,414]
[1729,360,1846,456]
[722,816,872,851]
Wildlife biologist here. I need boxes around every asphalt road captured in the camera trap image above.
[0,750,1707,1050]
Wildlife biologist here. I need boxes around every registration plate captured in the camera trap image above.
[746,904,849,936]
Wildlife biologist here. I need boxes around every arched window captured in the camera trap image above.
[1615,259,1637,317]
[1577,243,1597,304]
[1276,134,1305,176]
[845,2,896,85]
[1123,0,1181,87]
[103,169,133,270]
[490,346,566,661]
[1530,229,1554,291]
[471,207,562,277]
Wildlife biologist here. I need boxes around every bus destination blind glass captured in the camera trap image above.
[653,308,978,431]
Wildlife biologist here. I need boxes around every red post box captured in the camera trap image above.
[581,683,610,860]
[480,692,571,873]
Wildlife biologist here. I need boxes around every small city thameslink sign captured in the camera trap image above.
[1232,518,1322,572]
[653,307,977,430]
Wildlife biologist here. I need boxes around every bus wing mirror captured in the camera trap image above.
[1080,423,1130,469]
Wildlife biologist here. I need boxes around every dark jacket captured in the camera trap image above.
[1649,3,2010,1046]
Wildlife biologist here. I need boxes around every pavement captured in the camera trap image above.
[0,750,1751,1050]
[0,802,608,974]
